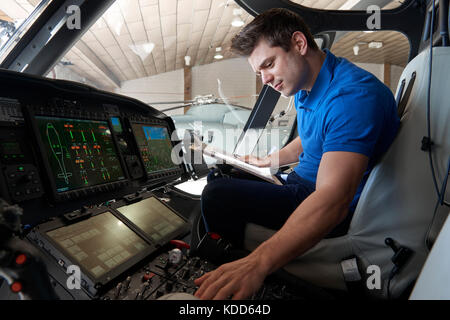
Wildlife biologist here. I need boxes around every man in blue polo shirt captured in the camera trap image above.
[194,8,399,299]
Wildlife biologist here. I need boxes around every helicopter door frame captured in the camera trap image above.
[235,0,427,62]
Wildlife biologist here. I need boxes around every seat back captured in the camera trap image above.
[244,47,450,298]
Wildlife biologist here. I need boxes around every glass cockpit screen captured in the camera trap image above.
[131,124,177,174]
[35,116,125,193]
[117,197,186,243]
[45,211,149,281]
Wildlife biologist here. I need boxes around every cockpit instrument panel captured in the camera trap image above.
[131,123,176,173]
[34,116,126,194]
[0,71,194,299]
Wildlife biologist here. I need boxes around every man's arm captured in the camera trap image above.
[240,136,303,167]
[253,151,368,273]
[194,151,368,299]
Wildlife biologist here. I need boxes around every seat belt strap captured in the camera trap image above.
[397,72,417,118]
[341,256,366,297]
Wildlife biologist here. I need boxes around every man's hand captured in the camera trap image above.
[193,253,268,300]
[239,136,303,168]
[238,155,271,167]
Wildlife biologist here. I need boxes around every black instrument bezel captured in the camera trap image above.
[31,206,156,296]
[22,102,129,202]
[125,117,184,183]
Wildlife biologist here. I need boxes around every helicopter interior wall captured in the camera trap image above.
[410,209,450,299]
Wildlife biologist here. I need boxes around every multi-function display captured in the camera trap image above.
[131,124,176,174]
[35,116,125,193]
[46,211,149,281]
[117,197,186,243]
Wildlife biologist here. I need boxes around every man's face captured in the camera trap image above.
[248,37,310,97]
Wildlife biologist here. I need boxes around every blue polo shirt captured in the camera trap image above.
[294,49,399,211]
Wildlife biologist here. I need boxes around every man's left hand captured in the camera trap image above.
[193,253,268,300]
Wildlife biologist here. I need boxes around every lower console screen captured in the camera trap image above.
[45,211,149,281]
[117,197,186,243]
[35,116,125,193]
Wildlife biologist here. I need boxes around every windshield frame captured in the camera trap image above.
[0,0,53,64]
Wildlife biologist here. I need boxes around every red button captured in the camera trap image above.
[209,232,221,240]
[10,282,22,293]
[143,272,155,282]
[169,239,191,249]
[15,254,27,265]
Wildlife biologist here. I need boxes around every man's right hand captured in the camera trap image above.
[238,155,271,167]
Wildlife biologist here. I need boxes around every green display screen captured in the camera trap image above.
[35,116,125,193]
[110,117,123,134]
[131,124,177,174]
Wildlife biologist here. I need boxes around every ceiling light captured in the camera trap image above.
[184,55,191,66]
[363,30,375,33]
[231,16,244,27]
[142,43,155,53]
[353,44,359,56]
[231,8,244,27]
[129,42,155,61]
[368,41,383,49]
[214,47,223,59]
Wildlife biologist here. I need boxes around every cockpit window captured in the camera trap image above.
[49,1,255,94]
[0,0,53,63]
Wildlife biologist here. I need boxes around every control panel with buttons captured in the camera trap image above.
[4,164,44,202]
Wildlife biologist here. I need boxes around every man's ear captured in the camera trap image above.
[291,31,308,55]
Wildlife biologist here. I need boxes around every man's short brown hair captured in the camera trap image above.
[231,8,318,56]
